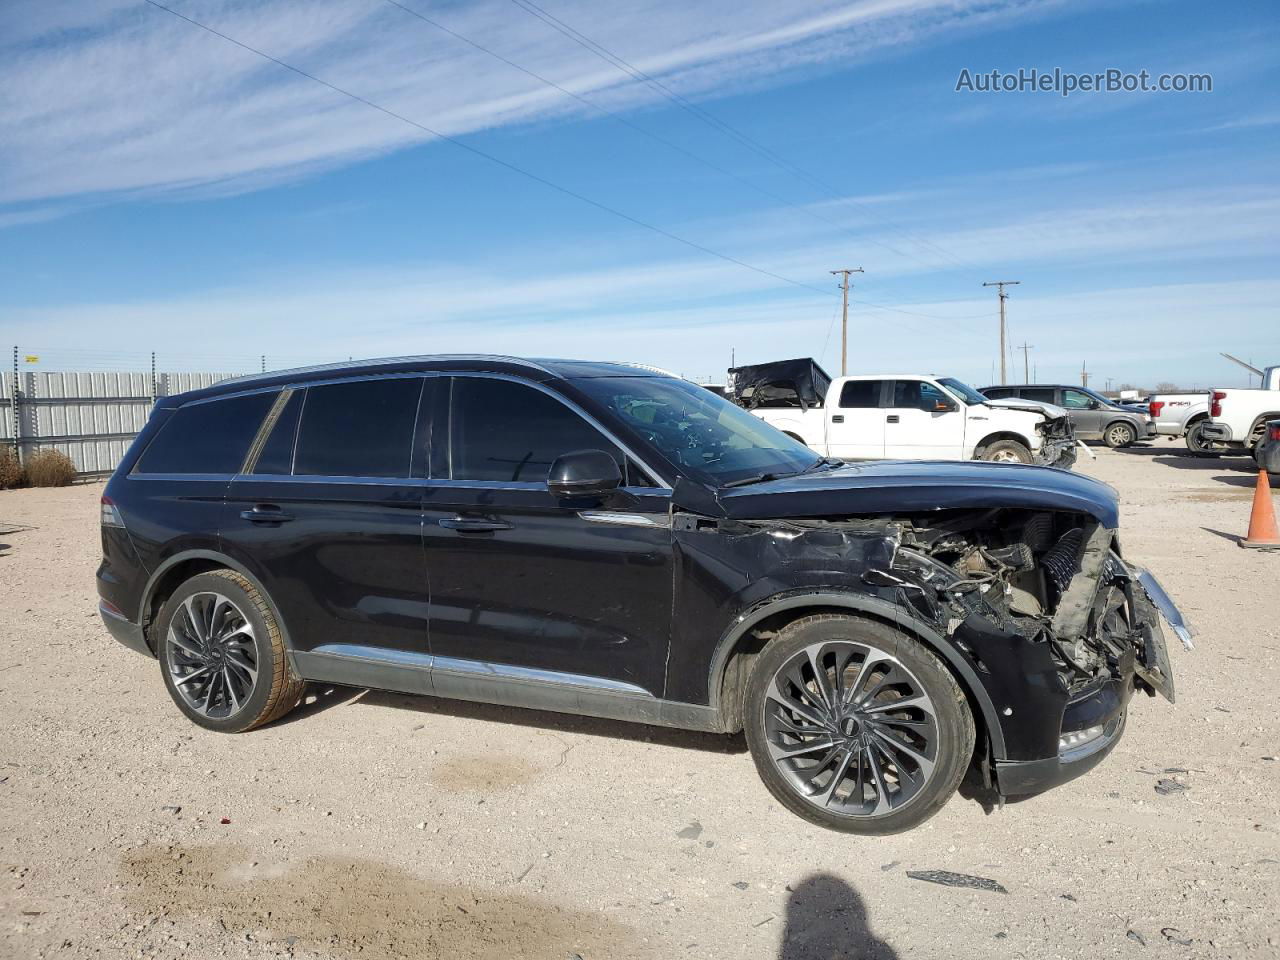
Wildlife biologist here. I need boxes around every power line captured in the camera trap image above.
[505,0,977,275]
[143,0,993,328]
[143,0,834,300]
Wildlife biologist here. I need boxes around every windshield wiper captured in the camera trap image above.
[721,471,797,488]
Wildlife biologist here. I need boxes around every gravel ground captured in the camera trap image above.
[2,444,1277,960]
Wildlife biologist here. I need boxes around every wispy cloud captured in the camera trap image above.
[0,0,1062,210]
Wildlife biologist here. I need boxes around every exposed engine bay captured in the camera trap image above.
[888,508,1176,702]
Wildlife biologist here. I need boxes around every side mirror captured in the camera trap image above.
[932,399,957,413]
[548,449,622,499]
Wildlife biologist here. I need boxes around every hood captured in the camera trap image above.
[983,397,1068,418]
[712,460,1119,528]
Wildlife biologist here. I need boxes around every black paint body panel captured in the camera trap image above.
[97,355,1141,791]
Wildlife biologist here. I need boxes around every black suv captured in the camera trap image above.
[98,356,1189,833]
[979,384,1155,448]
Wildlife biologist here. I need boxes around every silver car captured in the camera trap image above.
[980,384,1155,448]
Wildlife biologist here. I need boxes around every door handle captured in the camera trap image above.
[830,415,845,423]
[240,504,294,524]
[438,515,513,533]
[886,415,900,424]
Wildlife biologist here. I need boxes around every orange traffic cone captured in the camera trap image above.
[1240,469,1280,550]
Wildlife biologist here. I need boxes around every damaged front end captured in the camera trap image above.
[1035,415,1079,469]
[882,508,1182,795]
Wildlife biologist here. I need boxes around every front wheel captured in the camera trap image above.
[743,615,975,834]
[1103,421,1137,448]
[156,570,305,732]
[980,439,1032,464]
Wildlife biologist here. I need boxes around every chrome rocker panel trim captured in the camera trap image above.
[293,644,722,732]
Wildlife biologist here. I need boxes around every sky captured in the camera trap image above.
[1,0,1277,388]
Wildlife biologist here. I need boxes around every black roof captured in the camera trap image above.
[164,355,673,406]
[979,384,1095,391]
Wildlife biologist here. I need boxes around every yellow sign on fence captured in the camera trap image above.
[23,356,39,363]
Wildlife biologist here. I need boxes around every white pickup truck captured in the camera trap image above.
[1199,365,1280,457]
[728,359,1078,468]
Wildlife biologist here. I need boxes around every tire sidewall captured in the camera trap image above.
[743,615,974,835]
[982,440,1032,464]
[156,572,279,733]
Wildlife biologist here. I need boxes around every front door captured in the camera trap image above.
[422,375,675,697]
[221,376,433,667]
[883,379,967,459]
[1060,387,1104,439]
[825,379,886,459]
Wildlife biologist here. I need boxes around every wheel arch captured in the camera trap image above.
[1248,411,1280,441]
[707,591,1005,758]
[972,430,1032,458]
[1103,417,1139,435]
[138,550,296,662]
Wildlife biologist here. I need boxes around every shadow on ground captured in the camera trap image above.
[273,682,746,754]
[780,873,898,959]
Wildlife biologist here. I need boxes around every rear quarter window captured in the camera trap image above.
[134,392,275,475]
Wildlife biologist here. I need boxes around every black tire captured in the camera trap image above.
[1103,421,1137,448]
[979,439,1032,464]
[1183,420,1216,457]
[743,614,975,834]
[782,431,806,445]
[156,569,304,733]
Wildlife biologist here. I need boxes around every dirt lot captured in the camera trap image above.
[1,444,1277,960]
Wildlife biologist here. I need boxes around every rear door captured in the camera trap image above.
[825,379,886,459]
[221,375,433,668]
[883,379,966,459]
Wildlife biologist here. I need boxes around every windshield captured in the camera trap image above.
[574,376,822,486]
[937,377,988,406]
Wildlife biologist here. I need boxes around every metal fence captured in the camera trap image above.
[2,369,236,477]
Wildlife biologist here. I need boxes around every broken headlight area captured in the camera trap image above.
[884,509,1174,703]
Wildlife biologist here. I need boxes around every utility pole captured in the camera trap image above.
[982,281,1020,384]
[1017,341,1033,383]
[831,268,864,376]
[1081,361,1089,388]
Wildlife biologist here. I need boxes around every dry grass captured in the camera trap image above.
[23,449,77,487]
[0,448,23,489]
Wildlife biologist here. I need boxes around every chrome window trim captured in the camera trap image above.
[445,371,668,488]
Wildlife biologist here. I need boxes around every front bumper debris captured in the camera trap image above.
[1037,437,1079,469]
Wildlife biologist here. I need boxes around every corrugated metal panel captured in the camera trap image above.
[4,370,238,475]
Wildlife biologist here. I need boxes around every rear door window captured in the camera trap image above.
[838,380,884,408]
[982,388,1017,399]
[450,377,623,483]
[1021,388,1057,403]
[135,392,275,475]
[293,378,423,478]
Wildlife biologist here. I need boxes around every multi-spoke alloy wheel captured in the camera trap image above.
[165,592,259,719]
[763,641,938,816]
[744,614,973,834]
[157,569,304,732]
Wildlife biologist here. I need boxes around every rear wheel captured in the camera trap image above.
[980,439,1032,464]
[156,570,304,732]
[743,614,974,834]
[1183,420,1215,456]
[1103,421,1137,448]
